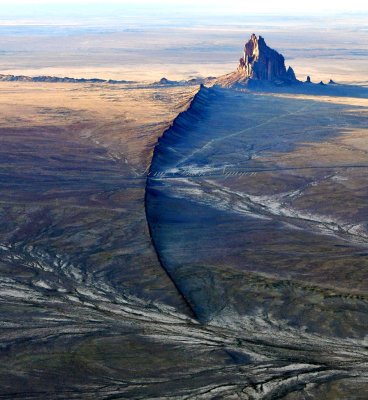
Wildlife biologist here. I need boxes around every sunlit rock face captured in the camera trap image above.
[238,34,296,82]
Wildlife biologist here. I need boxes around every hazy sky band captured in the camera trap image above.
[2,0,368,18]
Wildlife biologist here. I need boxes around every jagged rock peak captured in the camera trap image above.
[238,34,296,82]
[286,66,296,80]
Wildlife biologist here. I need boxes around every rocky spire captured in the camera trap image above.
[238,34,296,82]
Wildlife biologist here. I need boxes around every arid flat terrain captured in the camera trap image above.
[0,76,367,399]
[0,8,367,398]
[0,82,201,397]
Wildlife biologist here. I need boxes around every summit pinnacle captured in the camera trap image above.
[238,34,297,82]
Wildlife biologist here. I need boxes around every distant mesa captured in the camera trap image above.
[237,33,297,83]
[153,77,182,86]
[157,77,175,85]
[0,74,133,84]
[306,75,312,83]
[153,76,216,86]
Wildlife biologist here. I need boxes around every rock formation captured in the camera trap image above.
[215,33,299,87]
[237,34,296,82]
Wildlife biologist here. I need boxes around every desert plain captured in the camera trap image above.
[0,6,367,400]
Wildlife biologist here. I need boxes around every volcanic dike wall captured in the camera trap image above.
[145,84,213,319]
[148,84,212,175]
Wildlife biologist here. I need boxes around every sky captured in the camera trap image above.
[1,0,367,17]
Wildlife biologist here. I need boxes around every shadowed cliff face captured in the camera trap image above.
[146,83,368,397]
[147,85,368,331]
